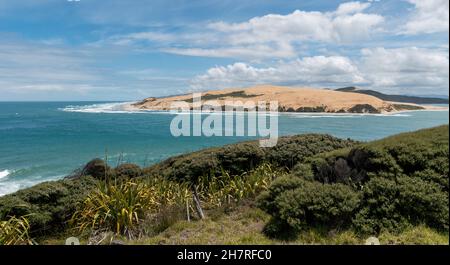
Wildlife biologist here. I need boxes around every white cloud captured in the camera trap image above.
[108,1,384,59]
[208,2,382,44]
[190,55,365,90]
[335,1,371,16]
[360,47,449,94]
[199,2,383,58]
[402,0,449,35]
[191,47,449,95]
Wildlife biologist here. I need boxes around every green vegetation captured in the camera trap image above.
[145,134,356,181]
[258,178,360,236]
[0,176,98,236]
[0,216,32,245]
[71,181,157,238]
[0,125,448,245]
[183,90,261,103]
[392,104,425,111]
[72,163,283,240]
[278,106,327,112]
[257,125,449,238]
[131,206,447,245]
[348,104,380,113]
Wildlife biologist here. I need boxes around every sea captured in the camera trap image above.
[0,101,448,196]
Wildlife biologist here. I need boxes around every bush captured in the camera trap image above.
[396,176,448,231]
[259,125,449,237]
[266,181,360,230]
[161,151,220,182]
[216,143,266,174]
[352,177,408,235]
[257,176,306,215]
[266,134,356,169]
[143,134,356,182]
[0,176,97,236]
[80,158,112,180]
[115,163,142,179]
[290,163,314,180]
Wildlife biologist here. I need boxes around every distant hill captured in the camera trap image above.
[129,85,427,114]
[335,87,449,104]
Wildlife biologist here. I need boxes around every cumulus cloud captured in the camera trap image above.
[190,55,366,90]
[191,47,449,95]
[360,47,449,94]
[402,0,449,35]
[192,2,383,58]
[208,1,382,44]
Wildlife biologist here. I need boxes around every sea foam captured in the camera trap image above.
[59,102,139,114]
[59,103,415,118]
[0,173,65,196]
[0,170,10,180]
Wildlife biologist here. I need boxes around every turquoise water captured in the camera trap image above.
[0,101,448,196]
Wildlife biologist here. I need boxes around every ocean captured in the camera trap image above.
[0,101,448,196]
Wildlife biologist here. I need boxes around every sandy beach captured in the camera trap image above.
[127,85,441,114]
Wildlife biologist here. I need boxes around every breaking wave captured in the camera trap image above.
[59,102,139,113]
[0,170,10,180]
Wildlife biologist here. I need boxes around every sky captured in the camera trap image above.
[0,0,448,101]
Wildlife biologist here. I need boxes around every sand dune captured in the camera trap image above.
[128,85,429,114]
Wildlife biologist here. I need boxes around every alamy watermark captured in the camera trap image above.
[169,93,279,147]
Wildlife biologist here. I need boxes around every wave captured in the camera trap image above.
[60,103,432,118]
[59,102,140,114]
[0,173,65,197]
[0,170,10,180]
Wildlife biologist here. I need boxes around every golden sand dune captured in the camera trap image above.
[128,85,427,114]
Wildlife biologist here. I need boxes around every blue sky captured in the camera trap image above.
[0,0,448,101]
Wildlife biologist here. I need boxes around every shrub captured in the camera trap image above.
[290,163,314,181]
[396,176,448,231]
[81,158,111,179]
[165,151,220,182]
[0,176,97,235]
[266,134,356,169]
[143,134,356,182]
[115,163,142,179]
[0,196,32,220]
[257,176,306,215]
[258,179,360,237]
[216,143,266,174]
[274,182,360,230]
[352,177,408,235]
[259,125,449,237]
